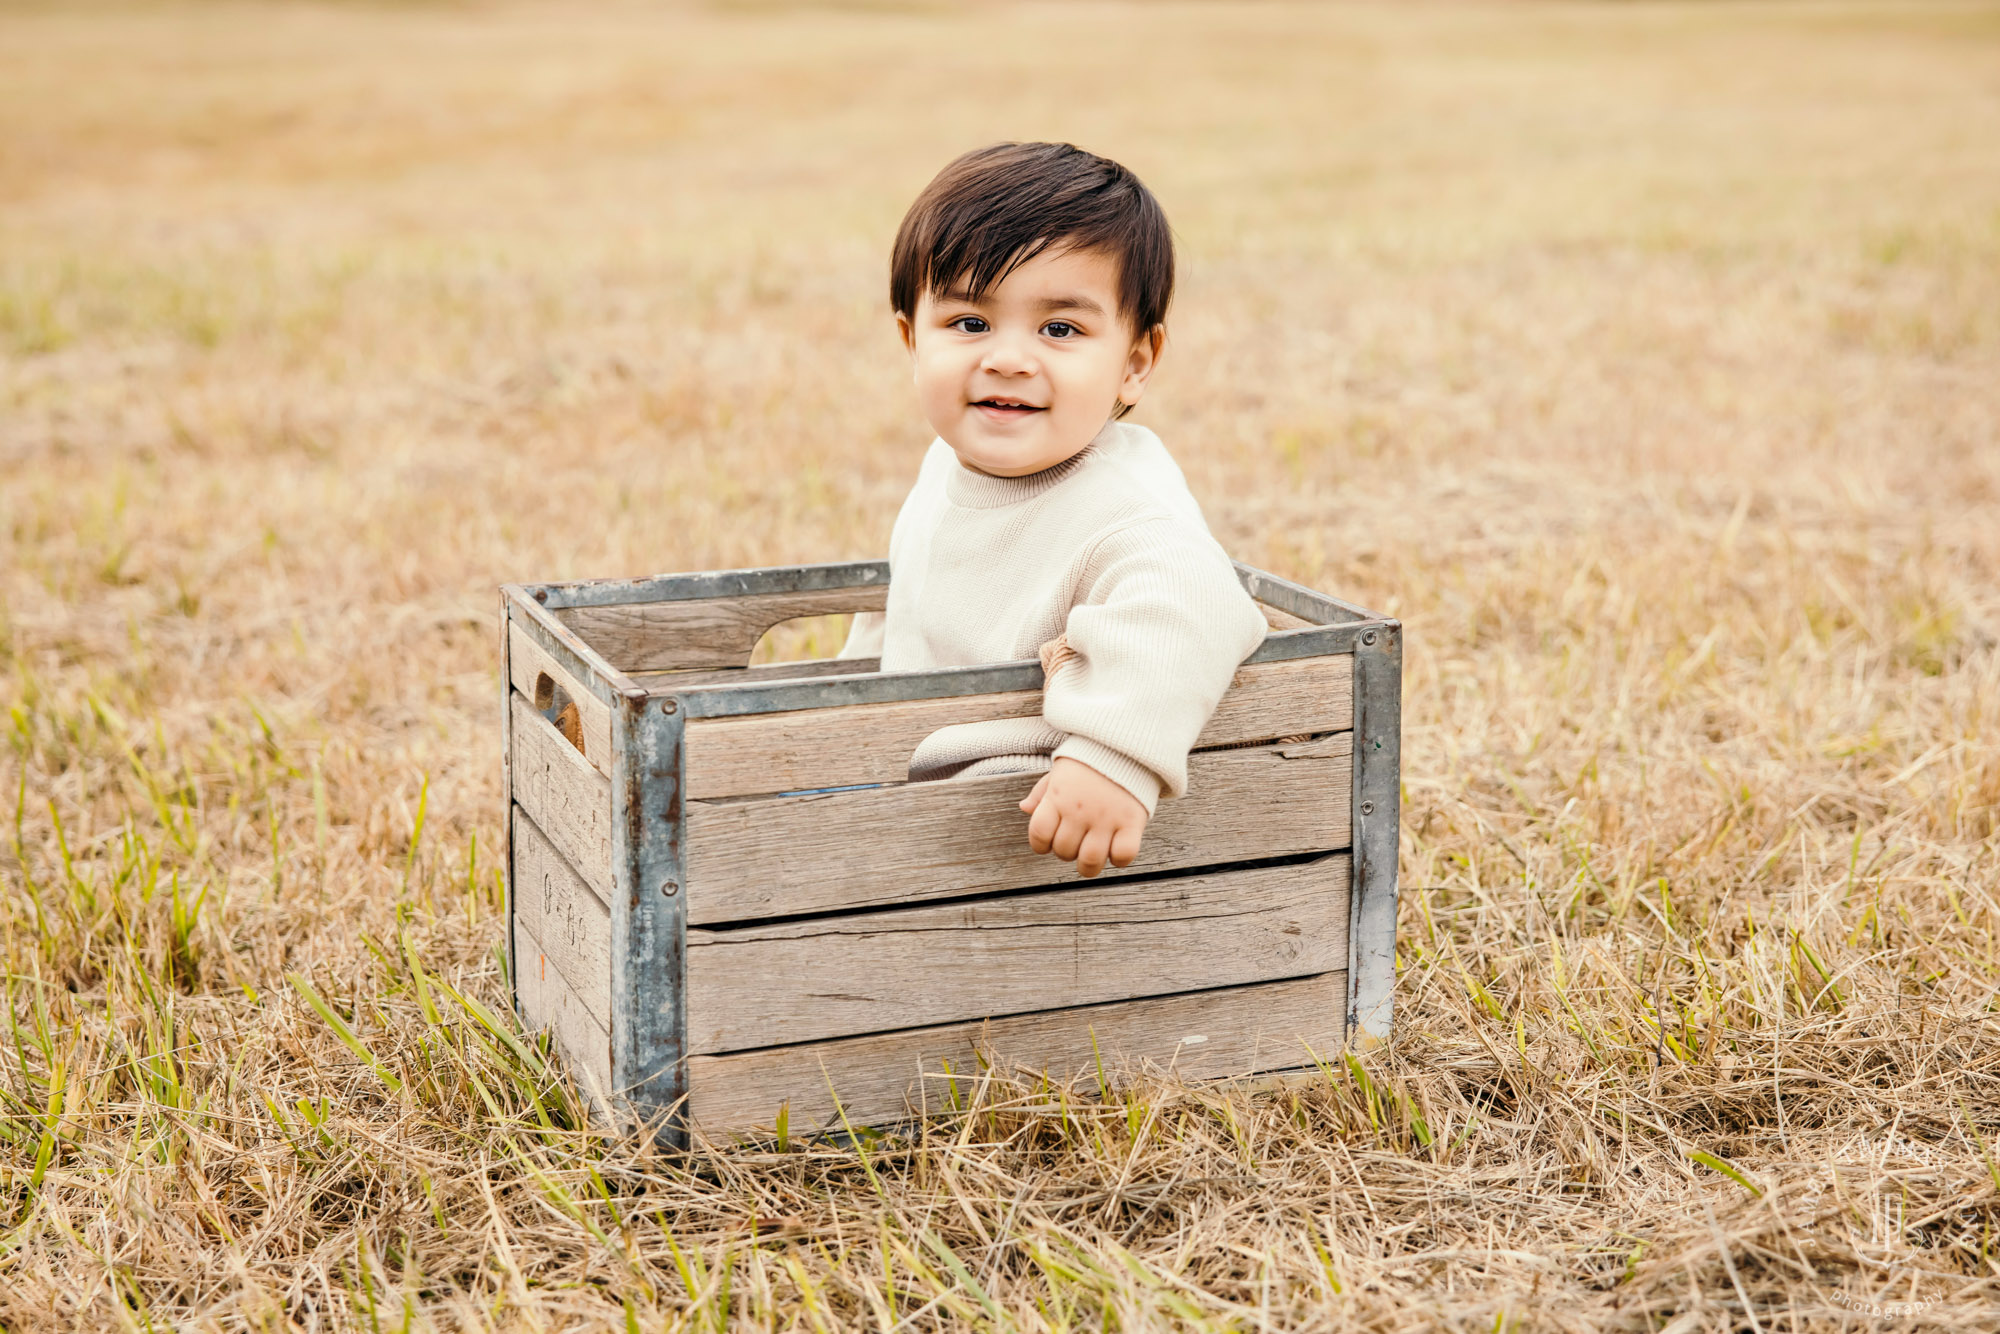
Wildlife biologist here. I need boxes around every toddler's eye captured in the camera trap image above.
[1041,321,1079,339]
[949,315,989,334]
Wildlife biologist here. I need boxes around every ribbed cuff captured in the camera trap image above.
[1052,736,1164,817]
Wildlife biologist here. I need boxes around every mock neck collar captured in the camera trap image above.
[943,422,1118,510]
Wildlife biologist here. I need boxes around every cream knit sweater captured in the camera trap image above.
[840,420,1269,815]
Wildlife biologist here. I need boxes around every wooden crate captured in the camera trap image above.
[500,560,1400,1142]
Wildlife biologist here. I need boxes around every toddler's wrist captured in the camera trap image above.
[1052,737,1162,816]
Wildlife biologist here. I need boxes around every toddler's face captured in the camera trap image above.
[900,246,1161,478]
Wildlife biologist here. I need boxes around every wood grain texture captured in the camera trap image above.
[685,733,1352,924]
[557,586,890,673]
[510,691,614,906]
[515,921,615,1117]
[630,656,881,692]
[685,854,1349,1053]
[508,621,612,773]
[685,686,1037,798]
[512,807,612,1024]
[688,971,1347,1133]
[1259,602,1317,631]
[682,652,1354,799]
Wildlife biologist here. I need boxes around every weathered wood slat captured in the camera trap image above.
[630,656,881,692]
[533,560,887,613]
[685,687,1035,798]
[557,586,890,673]
[515,921,615,1116]
[510,692,614,906]
[512,807,612,1024]
[686,854,1349,1054]
[682,653,1353,800]
[509,621,613,774]
[688,971,1347,1133]
[1259,602,1316,631]
[685,733,1351,924]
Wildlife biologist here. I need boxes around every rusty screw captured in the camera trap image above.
[533,588,548,603]
[1362,630,1377,646]
[660,699,678,715]
[660,879,679,897]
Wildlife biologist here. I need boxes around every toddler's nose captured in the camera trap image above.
[979,332,1039,377]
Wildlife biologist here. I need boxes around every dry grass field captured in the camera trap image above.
[4,0,2000,1328]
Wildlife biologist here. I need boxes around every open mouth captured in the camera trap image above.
[973,398,1045,415]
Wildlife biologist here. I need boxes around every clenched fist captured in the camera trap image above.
[1019,756,1149,878]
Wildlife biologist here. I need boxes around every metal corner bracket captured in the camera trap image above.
[1347,620,1402,1046]
[610,687,690,1147]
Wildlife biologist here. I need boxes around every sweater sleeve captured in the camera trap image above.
[1042,518,1270,814]
[837,611,884,659]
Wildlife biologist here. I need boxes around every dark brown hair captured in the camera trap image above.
[890,142,1175,337]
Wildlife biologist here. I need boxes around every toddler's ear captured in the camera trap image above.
[1119,324,1165,406]
[896,312,916,357]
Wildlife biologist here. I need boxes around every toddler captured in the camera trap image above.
[841,142,1268,878]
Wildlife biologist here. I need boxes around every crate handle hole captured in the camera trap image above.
[533,673,587,757]
[750,613,858,666]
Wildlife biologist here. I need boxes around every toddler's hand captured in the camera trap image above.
[1019,757,1148,878]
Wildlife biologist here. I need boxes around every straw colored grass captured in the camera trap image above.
[3,0,1999,1328]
